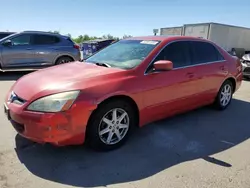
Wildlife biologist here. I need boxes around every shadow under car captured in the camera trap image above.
[14,98,250,187]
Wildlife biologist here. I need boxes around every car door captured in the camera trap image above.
[1,34,36,68]
[189,41,227,103]
[142,40,201,122]
[31,34,60,67]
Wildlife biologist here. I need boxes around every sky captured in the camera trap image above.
[1,0,250,38]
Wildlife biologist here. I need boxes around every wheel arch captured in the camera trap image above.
[224,77,236,93]
[88,94,140,128]
[54,55,75,65]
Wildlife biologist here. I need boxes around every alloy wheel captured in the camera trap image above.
[220,84,232,107]
[98,108,130,145]
[59,59,70,64]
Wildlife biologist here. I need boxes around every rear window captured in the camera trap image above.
[61,36,75,44]
[33,34,60,45]
[190,41,224,64]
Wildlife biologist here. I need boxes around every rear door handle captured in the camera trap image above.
[186,72,194,78]
[26,48,33,50]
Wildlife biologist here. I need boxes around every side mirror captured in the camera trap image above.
[153,60,173,71]
[2,40,12,47]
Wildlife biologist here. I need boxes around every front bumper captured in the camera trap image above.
[4,100,95,146]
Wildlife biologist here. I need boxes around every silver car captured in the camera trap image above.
[0,31,81,71]
[241,53,250,79]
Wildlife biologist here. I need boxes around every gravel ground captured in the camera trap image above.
[0,72,250,188]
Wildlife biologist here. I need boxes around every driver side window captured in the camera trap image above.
[148,41,191,71]
[11,34,32,46]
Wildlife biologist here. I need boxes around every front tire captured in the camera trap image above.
[86,100,136,151]
[214,80,233,110]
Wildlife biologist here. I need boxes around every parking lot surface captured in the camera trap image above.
[0,72,250,188]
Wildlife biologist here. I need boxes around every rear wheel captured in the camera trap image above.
[214,80,233,110]
[55,56,73,65]
[86,100,136,151]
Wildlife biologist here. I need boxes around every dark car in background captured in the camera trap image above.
[0,31,81,71]
[0,32,15,40]
[81,39,116,59]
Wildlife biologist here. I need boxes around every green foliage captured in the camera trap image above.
[49,30,60,34]
[122,34,133,39]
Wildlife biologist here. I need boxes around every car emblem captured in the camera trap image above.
[8,91,17,103]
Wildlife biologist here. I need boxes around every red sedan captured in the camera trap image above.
[4,36,242,151]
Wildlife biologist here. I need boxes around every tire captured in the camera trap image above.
[55,56,73,65]
[214,80,233,110]
[86,100,137,151]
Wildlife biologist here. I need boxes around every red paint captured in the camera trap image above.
[5,36,242,146]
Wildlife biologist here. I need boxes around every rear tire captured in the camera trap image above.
[55,56,73,65]
[86,100,136,151]
[214,80,233,110]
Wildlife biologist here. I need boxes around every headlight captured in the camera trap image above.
[27,91,80,112]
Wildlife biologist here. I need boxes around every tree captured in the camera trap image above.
[83,34,90,41]
[69,33,132,44]
[48,30,60,34]
[123,34,132,39]
[102,34,116,40]
[53,30,60,34]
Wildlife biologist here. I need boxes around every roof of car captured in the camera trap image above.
[0,32,15,34]
[125,35,207,42]
[21,31,64,36]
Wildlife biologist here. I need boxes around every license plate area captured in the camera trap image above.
[4,103,11,120]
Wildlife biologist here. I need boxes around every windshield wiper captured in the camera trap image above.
[84,60,112,68]
[94,62,112,68]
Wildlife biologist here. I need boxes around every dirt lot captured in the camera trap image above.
[0,72,250,188]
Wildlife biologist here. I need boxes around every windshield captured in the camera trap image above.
[85,39,160,69]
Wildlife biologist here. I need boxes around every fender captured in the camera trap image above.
[95,91,137,105]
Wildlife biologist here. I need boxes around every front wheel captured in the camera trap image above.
[86,100,136,151]
[214,80,233,110]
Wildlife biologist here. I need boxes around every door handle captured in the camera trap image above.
[186,72,194,78]
[26,48,33,50]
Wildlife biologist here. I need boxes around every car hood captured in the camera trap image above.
[11,62,126,101]
[242,54,250,61]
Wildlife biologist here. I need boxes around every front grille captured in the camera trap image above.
[243,67,250,73]
[11,120,25,133]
